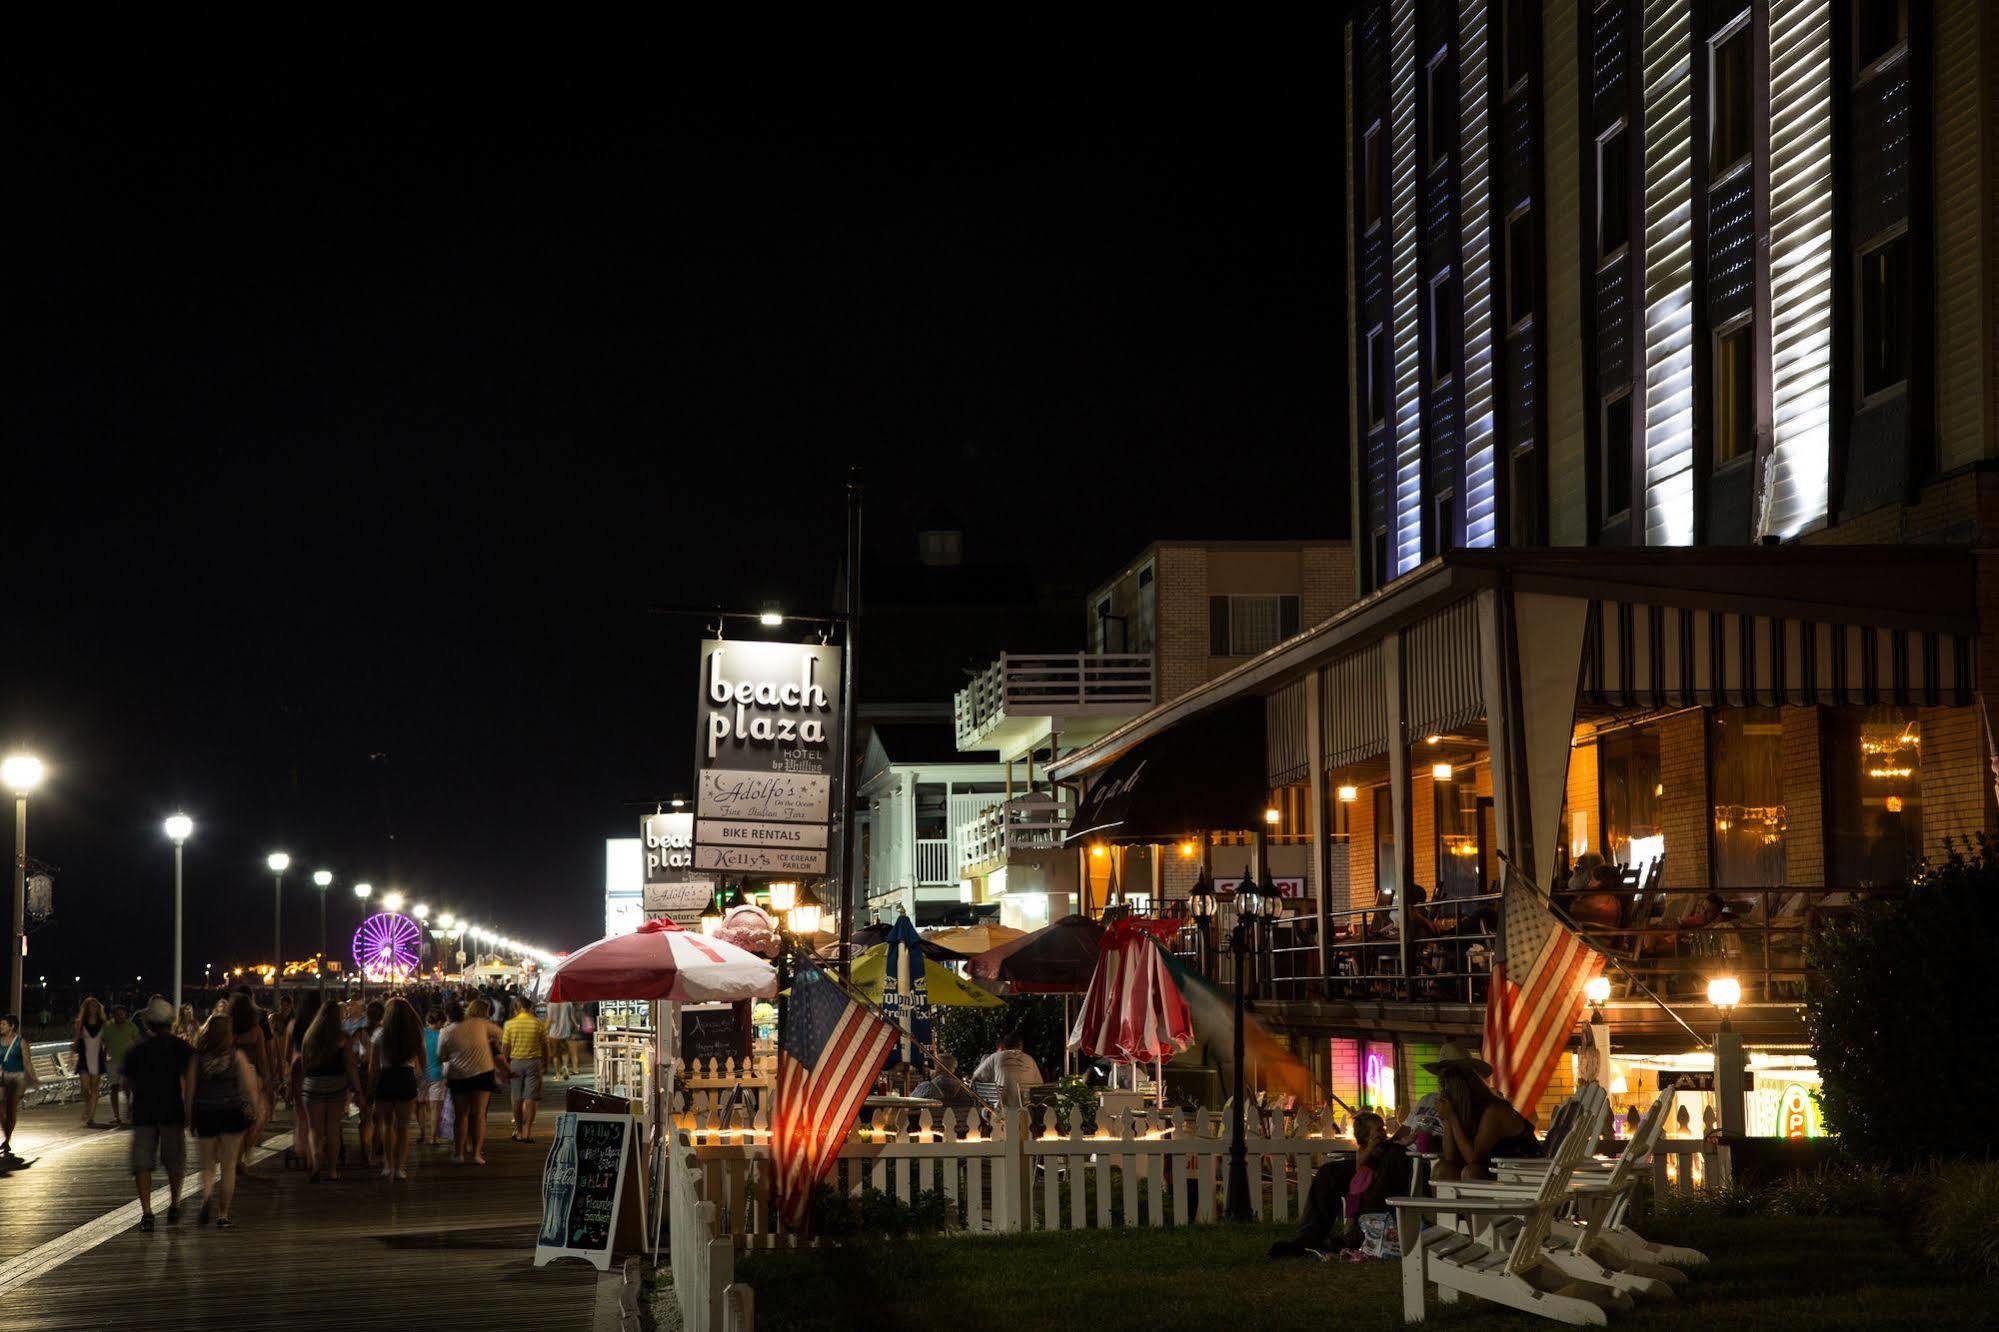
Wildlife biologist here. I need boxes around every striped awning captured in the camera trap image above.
[1579,601,1974,709]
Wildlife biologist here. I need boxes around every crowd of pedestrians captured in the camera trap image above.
[0,978,595,1235]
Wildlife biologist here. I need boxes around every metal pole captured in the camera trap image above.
[172,841,184,1010]
[273,872,284,1006]
[836,468,862,984]
[1224,915,1251,1221]
[9,796,24,1020]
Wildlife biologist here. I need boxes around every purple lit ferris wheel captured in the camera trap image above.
[354,912,422,982]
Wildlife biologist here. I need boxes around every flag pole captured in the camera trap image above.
[1493,849,1708,1050]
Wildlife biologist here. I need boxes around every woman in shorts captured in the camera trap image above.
[297,1000,357,1181]
[368,997,425,1180]
[187,1013,260,1227]
[0,1013,40,1158]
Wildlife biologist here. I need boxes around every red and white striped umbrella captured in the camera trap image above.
[1069,917,1193,1064]
[547,917,776,1004]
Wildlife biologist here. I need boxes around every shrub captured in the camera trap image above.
[1803,836,1999,1165]
[1917,1161,1999,1285]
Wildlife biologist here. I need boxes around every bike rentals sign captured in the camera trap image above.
[694,638,843,877]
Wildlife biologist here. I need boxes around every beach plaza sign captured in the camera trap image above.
[693,639,843,876]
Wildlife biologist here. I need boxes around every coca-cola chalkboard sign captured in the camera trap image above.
[533,1112,637,1271]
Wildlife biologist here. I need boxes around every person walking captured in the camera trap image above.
[123,999,192,1232]
[297,1000,357,1181]
[187,1013,260,1227]
[0,1013,40,1159]
[437,999,509,1165]
[544,999,576,1079]
[73,997,110,1128]
[101,1005,142,1128]
[369,998,424,1180]
[502,996,548,1143]
[418,1008,447,1147]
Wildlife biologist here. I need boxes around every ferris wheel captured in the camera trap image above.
[353,912,423,983]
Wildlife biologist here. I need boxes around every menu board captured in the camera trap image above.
[533,1112,636,1271]
[681,1002,752,1065]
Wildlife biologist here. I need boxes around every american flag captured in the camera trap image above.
[1484,872,1604,1115]
[771,961,899,1231]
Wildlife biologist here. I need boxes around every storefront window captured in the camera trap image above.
[1710,708,1786,889]
[1435,778,1482,900]
[1598,726,1662,870]
[1828,708,1923,886]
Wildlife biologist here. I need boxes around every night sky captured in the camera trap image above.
[7,69,1345,995]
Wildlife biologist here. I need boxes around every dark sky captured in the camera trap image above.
[6,69,1345,995]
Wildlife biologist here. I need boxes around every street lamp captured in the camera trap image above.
[788,881,825,936]
[1708,975,1745,1136]
[3,753,46,1019]
[266,852,290,1003]
[312,870,333,991]
[163,814,194,1008]
[1224,865,1272,1222]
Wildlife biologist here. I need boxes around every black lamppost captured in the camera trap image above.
[1224,865,1268,1222]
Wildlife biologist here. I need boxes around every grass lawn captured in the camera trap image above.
[733,1214,1990,1330]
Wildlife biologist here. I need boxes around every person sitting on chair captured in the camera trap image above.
[1426,1042,1539,1181]
[1268,1110,1413,1257]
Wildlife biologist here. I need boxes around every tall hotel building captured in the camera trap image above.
[1049,1,1997,1126]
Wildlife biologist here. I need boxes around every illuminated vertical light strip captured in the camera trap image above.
[1640,0,1696,546]
[1458,0,1498,547]
[1389,0,1425,575]
[1762,0,1833,538]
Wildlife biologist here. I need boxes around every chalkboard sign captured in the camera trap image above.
[681,1002,751,1065]
[533,1112,638,1271]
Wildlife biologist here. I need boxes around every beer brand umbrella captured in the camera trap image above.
[1069,917,1194,1065]
[547,917,776,1004]
[968,914,1106,993]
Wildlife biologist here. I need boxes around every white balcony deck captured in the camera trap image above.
[953,652,1153,759]
[955,792,1073,880]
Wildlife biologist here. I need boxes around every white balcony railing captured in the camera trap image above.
[956,792,1074,878]
[915,838,954,886]
[954,652,1153,751]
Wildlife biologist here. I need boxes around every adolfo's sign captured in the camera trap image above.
[694,639,843,877]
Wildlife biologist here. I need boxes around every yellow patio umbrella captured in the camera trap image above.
[849,944,1002,1007]
[925,923,1026,956]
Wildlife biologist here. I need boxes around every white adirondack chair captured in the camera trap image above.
[1487,1081,1709,1274]
[1389,1103,1634,1325]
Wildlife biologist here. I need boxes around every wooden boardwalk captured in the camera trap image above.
[0,1082,631,1330]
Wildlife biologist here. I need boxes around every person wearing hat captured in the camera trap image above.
[1426,1042,1539,1182]
[120,997,194,1230]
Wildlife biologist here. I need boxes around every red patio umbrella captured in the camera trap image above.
[1070,916,1194,1065]
[547,917,776,1004]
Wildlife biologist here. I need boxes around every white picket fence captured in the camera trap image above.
[670,1131,756,1331]
[679,1102,1355,1246]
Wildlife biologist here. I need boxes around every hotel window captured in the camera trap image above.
[1857,231,1909,400]
[1504,0,1534,92]
[1710,708,1785,890]
[1374,786,1399,903]
[1209,594,1301,657]
[1368,325,1391,429]
[1600,392,1633,518]
[1854,0,1906,75]
[1426,51,1455,171]
[1364,123,1386,231]
[1435,776,1481,900]
[1597,124,1629,262]
[1427,272,1458,388]
[1828,708,1922,887]
[1506,208,1534,331]
[1598,725,1662,870]
[1713,321,1754,468]
[1710,16,1753,180]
